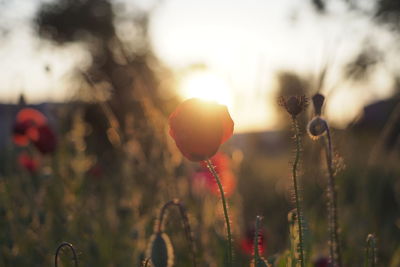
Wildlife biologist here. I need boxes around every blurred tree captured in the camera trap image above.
[310,0,400,87]
[35,0,174,144]
[33,1,182,265]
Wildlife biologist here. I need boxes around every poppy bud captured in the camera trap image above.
[307,116,328,140]
[148,232,174,267]
[313,257,329,267]
[312,93,325,116]
[169,98,234,161]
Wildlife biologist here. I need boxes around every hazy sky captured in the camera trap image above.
[0,0,398,132]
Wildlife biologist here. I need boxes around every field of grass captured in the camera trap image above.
[0,94,399,267]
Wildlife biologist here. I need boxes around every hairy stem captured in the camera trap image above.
[291,117,305,267]
[323,121,342,267]
[254,216,262,262]
[206,159,233,267]
[54,242,78,267]
[365,234,377,267]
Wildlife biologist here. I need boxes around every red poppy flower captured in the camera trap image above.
[169,98,234,161]
[12,108,47,146]
[194,153,236,197]
[32,125,57,154]
[200,151,230,171]
[194,169,236,197]
[313,257,329,267]
[18,152,39,173]
[240,228,266,256]
[87,163,104,179]
[16,108,47,125]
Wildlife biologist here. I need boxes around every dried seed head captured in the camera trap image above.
[312,93,325,116]
[279,95,309,117]
[307,116,328,140]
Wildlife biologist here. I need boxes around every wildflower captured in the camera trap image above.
[12,108,47,146]
[313,257,329,267]
[194,153,236,197]
[32,125,57,154]
[18,152,39,173]
[12,108,57,154]
[87,163,104,179]
[169,98,234,161]
[240,228,266,256]
[194,168,236,197]
[278,95,309,117]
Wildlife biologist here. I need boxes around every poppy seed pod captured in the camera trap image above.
[307,116,328,140]
[279,95,309,117]
[169,98,234,161]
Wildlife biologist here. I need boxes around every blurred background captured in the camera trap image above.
[0,0,399,266]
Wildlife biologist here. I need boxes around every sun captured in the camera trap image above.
[178,71,234,108]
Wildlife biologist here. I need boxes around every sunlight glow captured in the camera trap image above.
[179,71,234,109]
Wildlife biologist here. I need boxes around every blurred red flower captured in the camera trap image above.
[16,108,47,125]
[18,152,39,173]
[12,108,57,154]
[169,98,234,161]
[32,125,57,154]
[240,228,266,256]
[194,153,236,197]
[87,163,104,179]
[12,108,47,146]
[313,257,329,267]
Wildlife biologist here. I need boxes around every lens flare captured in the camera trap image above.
[179,71,233,109]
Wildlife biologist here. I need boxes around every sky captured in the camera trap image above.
[0,0,398,132]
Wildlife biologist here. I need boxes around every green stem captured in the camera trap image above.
[323,122,342,267]
[291,117,305,267]
[206,159,233,267]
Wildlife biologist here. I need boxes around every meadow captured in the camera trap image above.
[1,0,400,266]
[0,90,399,267]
